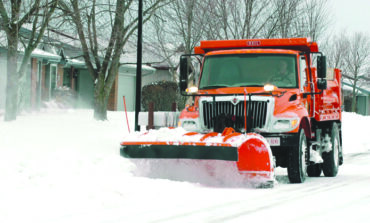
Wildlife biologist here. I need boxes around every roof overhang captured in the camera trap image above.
[342,81,370,96]
[31,48,61,62]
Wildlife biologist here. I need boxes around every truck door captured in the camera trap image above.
[299,56,313,117]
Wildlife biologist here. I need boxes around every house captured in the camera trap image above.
[111,41,178,111]
[0,29,176,114]
[342,79,370,116]
[115,64,156,111]
[0,45,63,111]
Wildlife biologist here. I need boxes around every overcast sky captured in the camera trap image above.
[330,0,370,35]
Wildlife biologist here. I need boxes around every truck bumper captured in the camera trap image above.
[260,133,298,148]
[260,133,299,167]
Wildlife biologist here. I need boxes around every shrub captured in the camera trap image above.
[142,81,186,111]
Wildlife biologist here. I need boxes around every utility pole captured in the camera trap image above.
[135,0,143,131]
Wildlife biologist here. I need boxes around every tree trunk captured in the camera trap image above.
[4,33,19,121]
[94,95,108,120]
[351,79,357,112]
[93,80,108,120]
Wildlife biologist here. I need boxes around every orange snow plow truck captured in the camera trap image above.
[120,38,343,184]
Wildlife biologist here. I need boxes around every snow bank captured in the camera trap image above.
[0,109,369,222]
[342,112,370,154]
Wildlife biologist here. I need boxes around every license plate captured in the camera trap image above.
[265,137,280,146]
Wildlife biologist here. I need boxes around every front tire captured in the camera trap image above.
[288,129,307,183]
[322,123,340,177]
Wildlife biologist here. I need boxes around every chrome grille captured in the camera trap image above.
[202,100,268,130]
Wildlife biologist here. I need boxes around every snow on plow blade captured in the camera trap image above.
[120,128,275,185]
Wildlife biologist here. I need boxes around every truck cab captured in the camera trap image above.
[179,38,343,183]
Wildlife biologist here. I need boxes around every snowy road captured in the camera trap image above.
[90,152,370,223]
[0,109,369,223]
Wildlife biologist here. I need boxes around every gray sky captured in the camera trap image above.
[331,0,370,35]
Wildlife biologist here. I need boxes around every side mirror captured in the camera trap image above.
[179,56,189,93]
[317,55,327,79]
[317,78,327,90]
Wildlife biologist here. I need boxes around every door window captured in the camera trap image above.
[300,57,307,91]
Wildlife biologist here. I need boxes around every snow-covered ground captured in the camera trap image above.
[0,108,369,223]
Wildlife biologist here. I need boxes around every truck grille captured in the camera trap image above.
[202,100,268,131]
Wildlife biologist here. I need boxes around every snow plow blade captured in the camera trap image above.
[121,143,238,161]
[120,128,275,185]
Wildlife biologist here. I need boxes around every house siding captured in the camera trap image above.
[117,73,136,111]
[41,64,47,101]
[357,96,369,116]
[57,64,64,87]
[342,82,370,116]
[76,69,94,108]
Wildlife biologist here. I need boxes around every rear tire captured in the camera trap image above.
[288,129,307,183]
[322,123,340,177]
[307,163,322,177]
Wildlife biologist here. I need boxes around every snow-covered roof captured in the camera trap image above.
[342,79,370,96]
[65,58,85,67]
[120,41,181,69]
[120,63,156,76]
[31,48,61,61]
[1,25,177,74]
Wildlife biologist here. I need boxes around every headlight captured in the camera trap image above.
[186,86,198,94]
[271,118,299,132]
[180,119,200,131]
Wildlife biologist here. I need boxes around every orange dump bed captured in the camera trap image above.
[194,38,319,54]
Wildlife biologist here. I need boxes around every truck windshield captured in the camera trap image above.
[199,54,297,89]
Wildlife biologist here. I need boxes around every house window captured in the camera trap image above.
[63,68,72,87]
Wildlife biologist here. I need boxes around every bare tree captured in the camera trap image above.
[271,0,301,38]
[293,0,331,41]
[200,0,274,40]
[0,0,58,121]
[147,0,207,85]
[149,13,180,82]
[343,32,370,112]
[167,0,206,54]
[324,32,349,69]
[149,0,335,89]
[58,0,167,120]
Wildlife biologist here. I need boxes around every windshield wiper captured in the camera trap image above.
[238,84,263,87]
[200,85,229,89]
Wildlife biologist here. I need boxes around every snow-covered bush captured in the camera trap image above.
[142,81,186,111]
